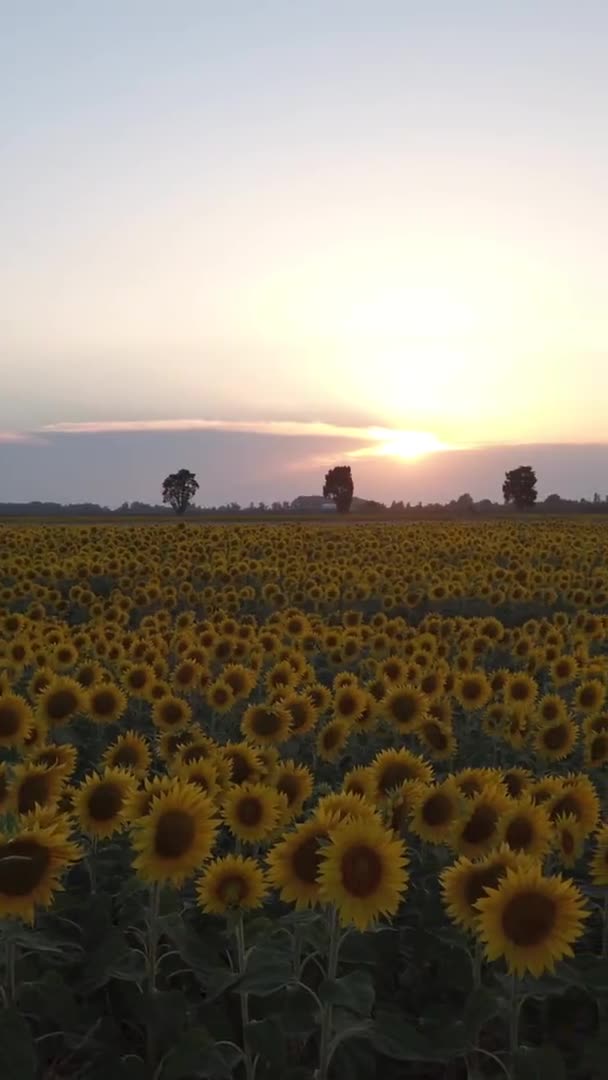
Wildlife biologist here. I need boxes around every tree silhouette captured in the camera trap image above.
[162,469,199,515]
[503,466,537,509]
[323,465,354,513]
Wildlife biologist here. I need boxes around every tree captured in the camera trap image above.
[502,466,537,509]
[323,465,354,513]
[162,469,199,515]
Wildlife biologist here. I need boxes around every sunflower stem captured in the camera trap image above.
[472,938,483,990]
[146,882,161,1068]
[5,937,17,1005]
[317,904,341,1080]
[235,912,255,1080]
[601,893,608,958]
[507,973,521,1079]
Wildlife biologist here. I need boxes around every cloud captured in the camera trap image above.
[40,417,383,439]
[0,431,47,446]
[39,417,462,460]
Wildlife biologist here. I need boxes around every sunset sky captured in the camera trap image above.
[2,2,608,505]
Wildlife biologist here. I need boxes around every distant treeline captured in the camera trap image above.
[2,494,608,517]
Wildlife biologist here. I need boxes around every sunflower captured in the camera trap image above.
[536,694,568,727]
[305,683,332,714]
[380,657,406,684]
[0,820,81,923]
[475,864,588,976]
[481,702,507,738]
[370,748,434,802]
[222,743,263,785]
[0,693,33,747]
[222,782,282,843]
[451,785,510,859]
[501,768,533,800]
[584,731,608,768]
[550,655,578,688]
[416,717,456,760]
[124,775,176,820]
[30,743,77,781]
[410,780,463,845]
[274,762,313,819]
[266,815,337,908]
[102,732,151,777]
[386,780,428,839]
[255,745,280,783]
[241,703,292,746]
[452,767,497,800]
[172,735,217,770]
[222,663,256,700]
[152,695,192,732]
[454,672,492,711]
[0,764,10,814]
[27,666,55,701]
[36,677,85,728]
[534,716,577,762]
[548,777,600,834]
[317,817,408,930]
[381,685,427,733]
[205,679,236,714]
[171,659,201,693]
[347,691,378,734]
[498,798,552,859]
[574,679,606,716]
[197,854,268,914]
[441,845,525,932]
[9,762,64,816]
[589,824,608,886]
[177,759,220,801]
[343,766,373,800]
[316,719,350,763]
[74,768,137,839]
[86,682,128,725]
[503,673,538,712]
[131,780,218,885]
[157,728,197,762]
[332,684,368,725]
[265,661,296,696]
[75,661,104,689]
[530,777,564,807]
[552,813,586,869]
[419,669,446,702]
[315,791,378,825]
[279,692,319,736]
[122,663,156,698]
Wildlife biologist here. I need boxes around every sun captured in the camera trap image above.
[349,428,450,462]
[377,431,448,461]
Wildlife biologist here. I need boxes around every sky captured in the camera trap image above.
[2,1,608,505]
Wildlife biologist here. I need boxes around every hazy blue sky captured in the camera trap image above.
[2,2,608,503]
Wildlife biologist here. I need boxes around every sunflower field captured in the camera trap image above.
[2,519,608,1079]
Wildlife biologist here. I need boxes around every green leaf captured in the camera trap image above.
[279,986,318,1037]
[203,965,241,1002]
[0,1009,36,1080]
[370,1010,450,1062]
[161,913,226,977]
[161,1027,243,1080]
[245,1018,287,1068]
[432,925,470,951]
[79,927,145,992]
[514,1045,567,1080]
[562,954,608,994]
[239,947,293,995]
[19,969,79,1029]
[462,986,504,1041]
[319,970,375,1016]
